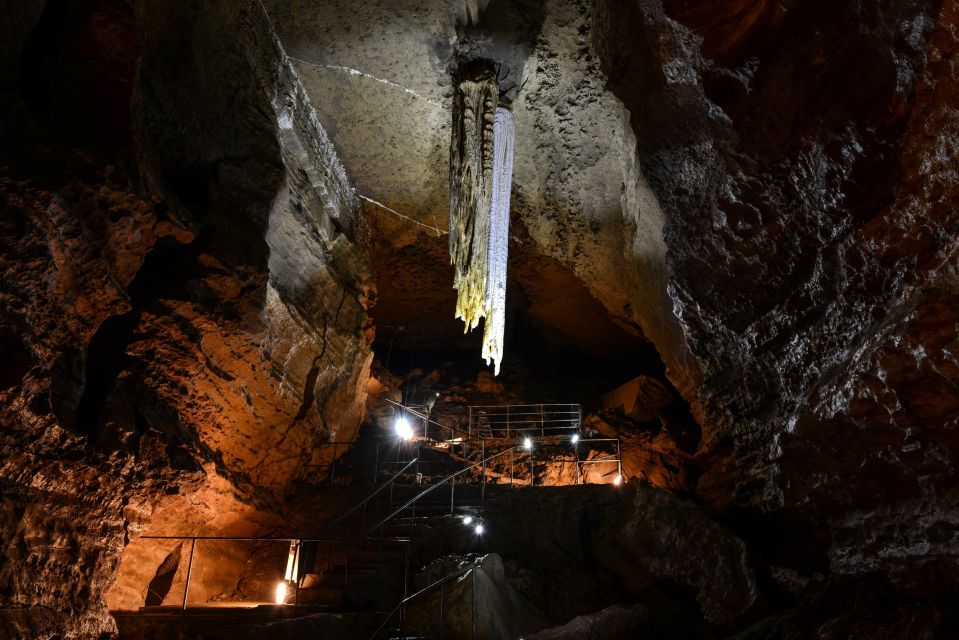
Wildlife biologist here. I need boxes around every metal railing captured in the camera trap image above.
[365,446,520,538]
[315,457,419,538]
[385,398,474,442]
[468,403,581,439]
[134,457,423,611]
[369,560,478,640]
[135,534,411,611]
[478,438,622,486]
[302,438,428,486]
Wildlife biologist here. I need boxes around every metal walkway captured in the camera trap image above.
[111,400,624,639]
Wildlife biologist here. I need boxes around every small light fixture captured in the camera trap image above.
[394,416,414,441]
[275,581,288,604]
[474,523,484,535]
[571,434,579,444]
[463,515,473,525]
[523,437,532,450]
[613,475,623,486]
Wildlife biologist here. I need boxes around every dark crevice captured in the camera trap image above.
[72,231,216,443]
[0,326,34,391]
[716,506,833,576]
[290,358,322,427]
[73,310,140,438]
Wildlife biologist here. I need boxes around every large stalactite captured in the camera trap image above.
[449,62,514,374]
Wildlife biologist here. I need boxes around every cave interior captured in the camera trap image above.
[2,0,959,639]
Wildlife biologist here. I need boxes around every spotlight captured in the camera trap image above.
[523,437,532,450]
[394,416,414,441]
[571,434,579,444]
[275,581,288,604]
[613,475,623,486]
[474,523,484,535]
[463,515,473,525]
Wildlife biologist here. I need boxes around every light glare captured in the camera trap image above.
[275,581,288,604]
[613,475,623,486]
[463,516,473,525]
[523,437,532,450]
[571,434,579,444]
[474,523,484,535]
[394,417,414,441]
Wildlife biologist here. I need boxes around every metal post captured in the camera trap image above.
[468,405,472,439]
[330,443,337,485]
[510,448,514,487]
[575,440,581,485]
[293,540,301,607]
[481,440,486,502]
[415,443,421,481]
[540,404,545,437]
[450,475,455,515]
[530,448,535,487]
[404,542,410,598]
[618,439,623,479]
[506,405,510,439]
[373,443,380,483]
[440,582,446,640]
[181,537,196,610]
[471,566,477,640]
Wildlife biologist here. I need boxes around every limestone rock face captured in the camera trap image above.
[431,484,763,634]
[601,0,959,596]
[408,554,543,640]
[527,604,654,640]
[601,375,673,422]
[1,0,372,636]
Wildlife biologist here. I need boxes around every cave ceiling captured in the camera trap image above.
[262,0,674,367]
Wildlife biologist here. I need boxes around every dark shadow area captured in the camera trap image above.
[70,231,217,440]
[0,326,34,391]
[144,542,182,606]
[18,0,139,161]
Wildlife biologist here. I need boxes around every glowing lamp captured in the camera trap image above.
[613,475,623,486]
[394,416,414,441]
[571,434,579,444]
[275,581,288,604]
[474,523,484,535]
[463,515,473,525]
[523,437,532,450]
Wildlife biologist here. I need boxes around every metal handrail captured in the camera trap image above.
[313,456,419,536]
[469,403,582,440]
[384,398,474,441]
[136,457,421,610]
[364,446,519,538]
[369,561,476,640]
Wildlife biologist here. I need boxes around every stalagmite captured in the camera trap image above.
[449,64,514,375]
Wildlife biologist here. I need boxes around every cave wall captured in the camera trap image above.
[589,0,959,593]
[0,0,373,636]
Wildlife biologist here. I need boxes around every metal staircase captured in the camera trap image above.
[115,401,622,639]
